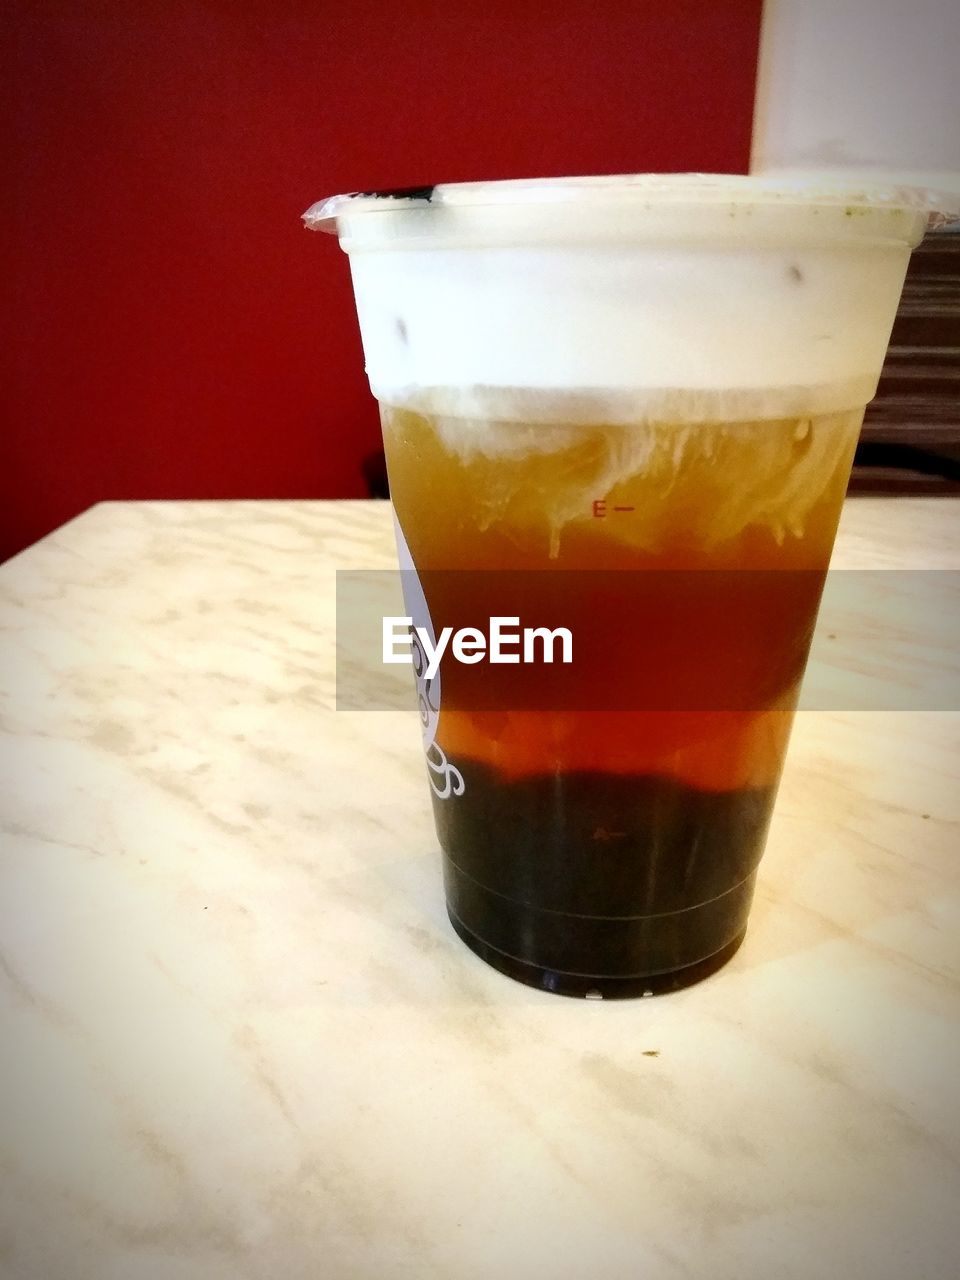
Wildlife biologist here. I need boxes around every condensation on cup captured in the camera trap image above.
[305,174,955,997]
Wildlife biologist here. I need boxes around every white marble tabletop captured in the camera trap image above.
[1,497,958,1280]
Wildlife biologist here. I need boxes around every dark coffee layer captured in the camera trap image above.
[432,761,777,994]
[432,762,775,916]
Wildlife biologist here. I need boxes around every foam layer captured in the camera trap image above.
[349,238,915,420]
[376,379,879,427]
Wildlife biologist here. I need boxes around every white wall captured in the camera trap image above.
[752,0,960,192]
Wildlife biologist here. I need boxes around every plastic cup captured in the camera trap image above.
[306,174,932,997]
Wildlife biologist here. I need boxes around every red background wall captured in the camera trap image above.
[3,0,762,562]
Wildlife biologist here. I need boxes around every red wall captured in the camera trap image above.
[3,0,762,561]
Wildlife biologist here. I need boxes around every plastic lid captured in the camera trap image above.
[303,172,960,234]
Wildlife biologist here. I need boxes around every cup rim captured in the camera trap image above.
[303,171,960,235]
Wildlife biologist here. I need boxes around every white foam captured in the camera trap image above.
[375,378,879,427]
[348,237,916,422]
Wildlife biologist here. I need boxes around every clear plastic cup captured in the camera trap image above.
[305,174,939,997]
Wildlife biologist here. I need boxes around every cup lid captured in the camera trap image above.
[303,171,960,234]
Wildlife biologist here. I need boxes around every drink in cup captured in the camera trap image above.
[305,176,929,996]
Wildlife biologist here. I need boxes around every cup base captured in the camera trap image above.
[447,908,747,998]
[443,856,754,998]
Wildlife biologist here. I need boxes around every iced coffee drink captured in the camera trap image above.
[306,175,932,995]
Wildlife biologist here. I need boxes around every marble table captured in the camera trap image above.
[1,498,957,1280]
